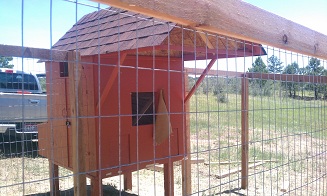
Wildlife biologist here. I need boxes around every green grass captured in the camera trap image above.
[189,93,327,139]
[249,146,284,162]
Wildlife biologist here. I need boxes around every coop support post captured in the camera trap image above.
[164,161,174,196]
[91,176,101,196]
[182,71,192,195]
[49,162,60,196]
[241,76,249,189]
[124,172,133,190]
[184,58,217,103]
[68,51,87,195]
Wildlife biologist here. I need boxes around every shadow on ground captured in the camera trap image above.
[25,185,138,196]
[218,188,246,196]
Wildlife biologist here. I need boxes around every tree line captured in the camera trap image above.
[189,56,327,102]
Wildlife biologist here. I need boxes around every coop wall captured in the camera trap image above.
[93,54,186,178]
[38,54,186,179]
[38,56,97,178]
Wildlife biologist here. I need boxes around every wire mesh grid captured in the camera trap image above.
[0,1,326,196]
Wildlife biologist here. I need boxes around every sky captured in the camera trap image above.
[243,0,327,35]
[0,0,326,72]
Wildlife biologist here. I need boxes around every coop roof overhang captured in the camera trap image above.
[96,43,265,61]
[93,0,327,61]
[52,6,266,60]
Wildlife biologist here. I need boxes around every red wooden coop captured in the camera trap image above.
[38,7,265,195]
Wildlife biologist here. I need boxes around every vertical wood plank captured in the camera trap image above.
[182,72,192,195]
[49,162,60,196]
[124,172,133,190]
[164,161,174,196]
[68,51,87,195]
[91,176,101,196]
[241,76,249,189]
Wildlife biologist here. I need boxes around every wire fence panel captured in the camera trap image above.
[0,1,326,196]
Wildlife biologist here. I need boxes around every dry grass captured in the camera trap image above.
[0,129,326,196]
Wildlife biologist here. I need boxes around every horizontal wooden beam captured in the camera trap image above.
[186,68,244,77]
[93,0,327,60]
[215,161,264,179]
[247,72,327,84]
[0,44,68,61]
[186,68,327,84]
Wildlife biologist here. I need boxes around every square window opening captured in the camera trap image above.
[131,92,155,126]
[60,62,69,77]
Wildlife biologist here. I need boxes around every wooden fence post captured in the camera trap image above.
[241,76,249,189]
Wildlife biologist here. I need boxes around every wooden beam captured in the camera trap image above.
[124,172,133,190]
[164,161,174,196]
[92,0,327,60]
[204,159,278,165]
[241,76,249,189]
[184,58,217,103]
[96,52,127,109]
[91,176,101,196]
[247,72,327,84]
[198,32,215,49]
[49,162,60,196]
[68,51,87,195]
[0,44,68,61]
[175,158,205,165]
[186,68,244,78]
[182,72,192,196]
[186,69,327,84]
[215,162,264,179]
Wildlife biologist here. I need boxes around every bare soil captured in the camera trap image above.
[0,130,326,195]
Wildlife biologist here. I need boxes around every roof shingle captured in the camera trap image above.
[53,7,266,58]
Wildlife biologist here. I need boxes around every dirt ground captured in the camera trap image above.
[0,130,326,196]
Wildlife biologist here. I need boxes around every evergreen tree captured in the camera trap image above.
[268,55,283,73]
[305,57,324,99]
[283,62,299,97]
[248,57,268,73]
[248,57,271,96]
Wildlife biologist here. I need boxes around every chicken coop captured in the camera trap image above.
[37,7,265,195]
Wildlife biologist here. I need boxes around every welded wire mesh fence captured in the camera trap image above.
[0,1,326,196]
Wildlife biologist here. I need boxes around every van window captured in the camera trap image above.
[0,72,39,91]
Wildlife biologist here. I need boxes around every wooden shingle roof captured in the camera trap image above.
[53,7,266,58]
[53,7,175,56]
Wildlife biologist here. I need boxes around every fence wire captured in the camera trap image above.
[0,1,326,196]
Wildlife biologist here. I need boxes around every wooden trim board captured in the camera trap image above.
[68,51,87,195]
[0,44,68,61]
